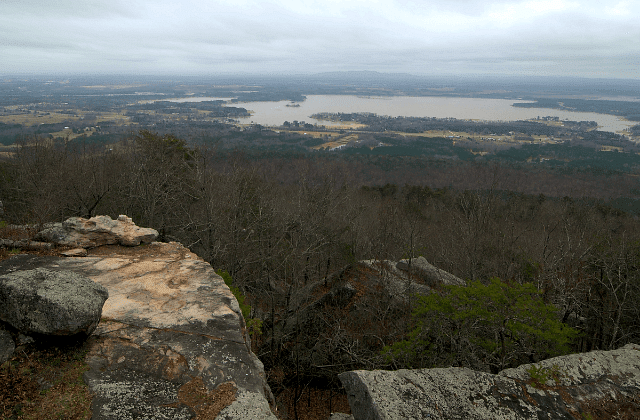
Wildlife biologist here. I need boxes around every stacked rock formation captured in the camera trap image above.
[36,214,159,248]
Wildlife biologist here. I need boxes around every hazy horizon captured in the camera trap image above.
[2,1,638,80]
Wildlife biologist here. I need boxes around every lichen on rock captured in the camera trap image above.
[0,268,108,336]
[340,344,640,420]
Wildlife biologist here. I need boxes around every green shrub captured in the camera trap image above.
[216,270,263,339]
[246,318,263,338]
[385,278,578,372]
[526,363,564,388]
[215,270,251,321]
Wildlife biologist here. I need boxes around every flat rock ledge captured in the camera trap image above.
[0,242,277,420]
[339,343,640,420]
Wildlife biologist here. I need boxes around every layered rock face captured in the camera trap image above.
[0,217,276,419]
[339,343,640,420]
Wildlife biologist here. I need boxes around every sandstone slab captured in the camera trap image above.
[61,248,88,257]
[0,268,108,336]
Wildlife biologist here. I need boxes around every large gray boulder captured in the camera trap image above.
[339,343,640,420]
[0,268,108,336]
[36,215,158,248]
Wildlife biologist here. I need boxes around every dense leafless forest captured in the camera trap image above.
[2,131,640,413]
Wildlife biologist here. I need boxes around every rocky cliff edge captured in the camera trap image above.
[0,229,277,419]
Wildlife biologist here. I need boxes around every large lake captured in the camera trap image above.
[174,95,635,133]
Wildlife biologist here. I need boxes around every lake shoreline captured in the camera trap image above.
[227,95,635,134]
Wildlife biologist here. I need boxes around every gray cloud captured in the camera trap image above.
[1,0,638,78]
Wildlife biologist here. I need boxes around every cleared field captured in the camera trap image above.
[0,109,132,127]
[398,130,472,138]
[48,127,99,140]
[289,130,341,139]
[321,122,368,130]
[81,84,145,89]
[311,134,360,150]
[396,130,558,146]
[94,112,131,125]
[601,146,624,152]
[0,112,79,126]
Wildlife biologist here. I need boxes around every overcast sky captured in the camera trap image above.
[1,0,638,79]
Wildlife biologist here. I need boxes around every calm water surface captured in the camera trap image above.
[176,95,635,133]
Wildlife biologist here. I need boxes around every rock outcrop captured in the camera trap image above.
[36,215,158,248]
[253,258,459,395]
[283,256,459,322]
[396,256,465,286]
[339,343,640,420]
[0,268,108,336]
[0,240,276,419]
[278,258,461,341]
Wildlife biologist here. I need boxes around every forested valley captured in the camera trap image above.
[2,130,640,417]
